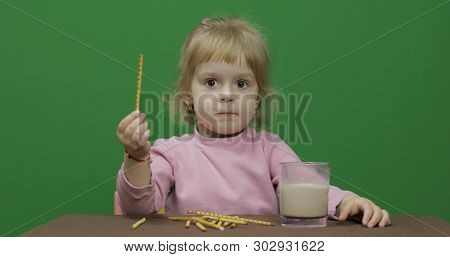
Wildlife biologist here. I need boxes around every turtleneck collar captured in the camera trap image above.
[193,125,250,149]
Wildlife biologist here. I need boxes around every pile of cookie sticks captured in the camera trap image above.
[131,210,274,231]
[169,210,274,232]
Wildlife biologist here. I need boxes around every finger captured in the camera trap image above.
[124,117,142,150]
[136,129,151,154]
[132,120,148,144]
[140,129,150,142]
[360,202,374,226]
[338,204,353,221]
[124,114,146,142]
[138,129,150,147]
[118,110,140,134]
[123,115,142,138]
[379,210,391,228]
[367,207,382,228]
[118,110,139,133]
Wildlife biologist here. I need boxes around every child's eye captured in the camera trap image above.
[236,79,249,89]
[203,79,217,88]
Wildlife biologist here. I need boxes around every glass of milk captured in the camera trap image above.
[278,162,330,228]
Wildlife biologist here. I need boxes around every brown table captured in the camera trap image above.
[23,214,450,237]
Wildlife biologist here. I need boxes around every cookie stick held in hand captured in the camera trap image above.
[135,54,144,111]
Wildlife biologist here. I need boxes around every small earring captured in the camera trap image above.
[188,104,193,110]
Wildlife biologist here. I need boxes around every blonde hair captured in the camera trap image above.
[168,16,277,128]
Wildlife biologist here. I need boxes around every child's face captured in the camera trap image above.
[189,60,259,136]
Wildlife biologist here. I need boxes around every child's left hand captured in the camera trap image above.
[335,195,391,228]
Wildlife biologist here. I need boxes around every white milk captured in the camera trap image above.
[280,183,329,218]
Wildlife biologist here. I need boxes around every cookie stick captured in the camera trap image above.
[203,216,247,225]
[189,210,274,226]
[192,217,224,231]
[194,221,207,232]
[135,54,144,111]
[131,217,146,230]
[167,216,192,222]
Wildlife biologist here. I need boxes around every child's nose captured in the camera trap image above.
[219,93,237,103]
[218,84,238,102]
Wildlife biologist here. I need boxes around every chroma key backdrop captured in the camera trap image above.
[1,0,449,236]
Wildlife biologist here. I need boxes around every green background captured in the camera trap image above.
[1,0,449,236]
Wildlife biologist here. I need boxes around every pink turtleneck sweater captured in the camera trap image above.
[116,127,357,220]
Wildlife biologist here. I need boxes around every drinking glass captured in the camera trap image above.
[279,162,330,228]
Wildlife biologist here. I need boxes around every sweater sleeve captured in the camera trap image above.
[328,186,358,220]
[262,131,358,220]
[116,139,175,216]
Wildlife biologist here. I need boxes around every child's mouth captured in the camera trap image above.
[216,110,238,115]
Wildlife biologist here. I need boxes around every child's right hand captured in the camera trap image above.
[116,110,151,160]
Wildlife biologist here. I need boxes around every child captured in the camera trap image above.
[116,16,391,228]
